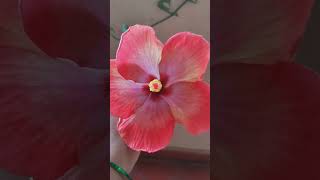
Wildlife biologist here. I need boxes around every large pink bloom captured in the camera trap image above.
[213,0,320,179]
[110,25,210,153]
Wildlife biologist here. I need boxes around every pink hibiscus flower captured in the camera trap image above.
[110,25,210,153]
[213,0,320,179]
[0,0,107,179]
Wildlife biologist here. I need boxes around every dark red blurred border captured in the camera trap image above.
[106,0,111,178]
[211,1,320,180]
[210,0,214,179]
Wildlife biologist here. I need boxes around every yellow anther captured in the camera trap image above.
[148,79,162,93]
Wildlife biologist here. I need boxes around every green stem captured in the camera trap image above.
[151,0,190,27]
[110,0,194,41]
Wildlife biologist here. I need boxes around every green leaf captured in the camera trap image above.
[120,24,129,33]
[158,0,174,15]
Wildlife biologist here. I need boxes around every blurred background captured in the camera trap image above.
[297,2,320,73]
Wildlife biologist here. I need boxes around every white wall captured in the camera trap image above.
[111,0,210,151]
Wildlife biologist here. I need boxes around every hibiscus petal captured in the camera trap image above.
[117,95,175,153]
[22,0,108,68]
[162,81,210,135]
[0,49,107,179]
[116,25,163,79]
[213,63,320,179]
[214,0,314,64]
[116,61,153,83]
[110,60,149,119]
[159,32,210,86]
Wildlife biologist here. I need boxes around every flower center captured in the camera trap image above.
[148,79,162,93]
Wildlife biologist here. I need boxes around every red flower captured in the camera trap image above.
[0,0,107,179]
[213,0,320,179]
[110,25,210,153]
